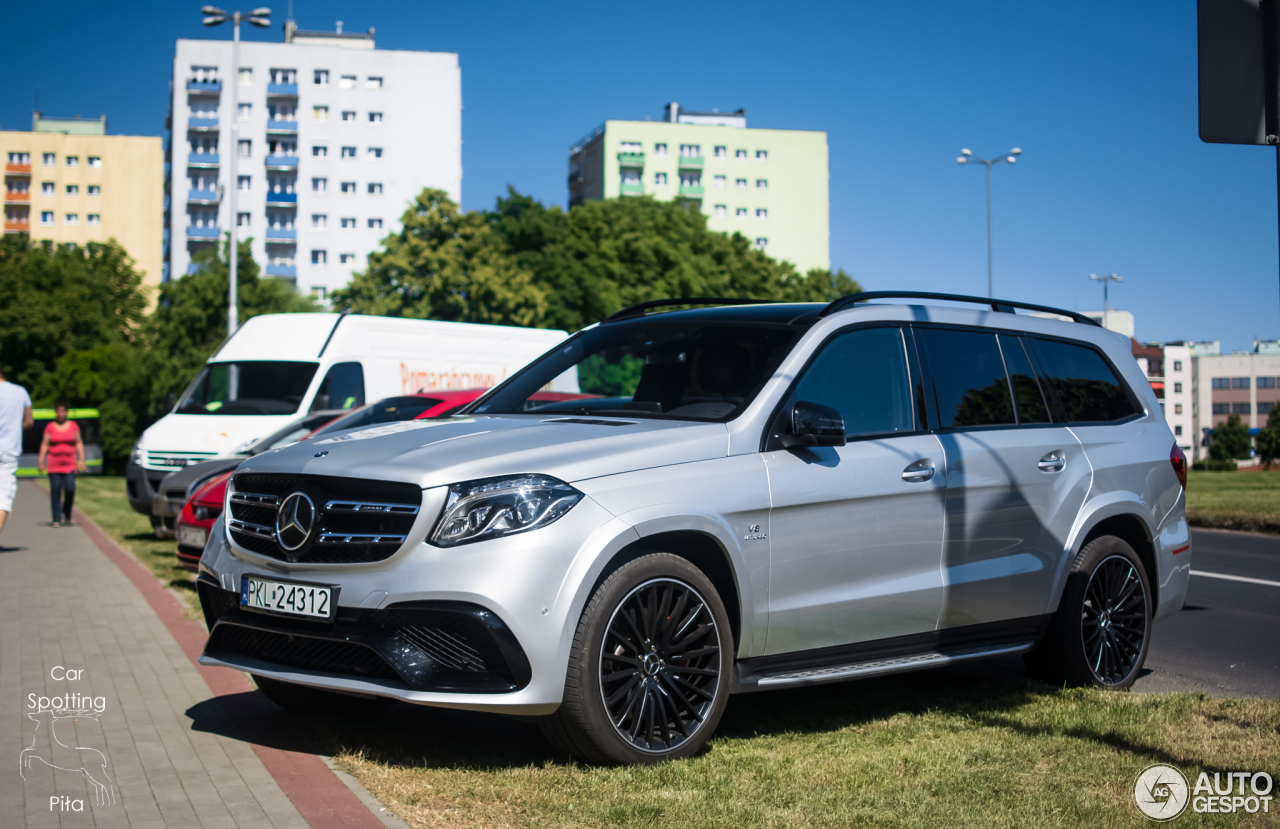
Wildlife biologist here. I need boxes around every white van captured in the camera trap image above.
[126,312,571,522]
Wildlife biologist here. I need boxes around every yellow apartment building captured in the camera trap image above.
[2,112,164,290]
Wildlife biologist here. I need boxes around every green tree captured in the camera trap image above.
[333,189,547,326]
[1257,408,1280,469]
[1209,414,1252,461]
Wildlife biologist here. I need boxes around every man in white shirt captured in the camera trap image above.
[0,366,35,540]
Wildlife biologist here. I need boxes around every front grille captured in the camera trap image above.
[227,473,422,564]
[210,624,401,681]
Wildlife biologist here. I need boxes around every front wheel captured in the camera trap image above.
[540,553,733,764]
[1025,535,1152,689]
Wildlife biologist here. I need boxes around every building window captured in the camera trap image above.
[239,67,253,85]
[342,110,356,122]
[714,146,727,159]
[238,140,252,157]
[311,214,327,229]
[314,69,329,85]
[654,172,667,187]
[754,237,768,249]
[1175,425,1183,436]
[341,146,356,159]
[1173,360,1183,371]
[42,153,56,167]
[87,214,100,225]
[65,213,78,225]
[735,149,747,160]
[1232,377,1250,389]
[1173,382,1182,393]
[1232,402,1251,415]
[1258,376,1277,389]
[341,181,356,194]
[313,105,329,121]
[66,156,79,167]
[41,182,54,195]
[87,185,100,196]
[314,146,331,160]
[238,102,252,120]
[756,150,769,161]
[368,111,383,123]
[713,204,727,219]
[1211,377,1229,389]
[1260,401,1276,415]
[368,182,383,194]
[311,286,327,300]
[88,156,101,168]
[735,178,747,190]
[757,208,768,220]
[713,175,726,190]
[367,217,383,229]
[40,211,53,225]
[311,249,327,265]
[654,143,667,156]
[621,169,641,186]
[1212,403,1229,414]
[735,208,747,219]
[340,74,356,89]
[7,152,30,164]
[367,76,383,88]
[340,253,356,264]
[679,144,701,158]
[65,185,79,196]
[756,178,768,189]
[620,142,642,153]
[238,175,251,191]
[368,147,383,159]
[270,68,296,85]
[237,212,251,227]
[341,217,356,229]
[1175,403,1183,414]
[312,177,327,193]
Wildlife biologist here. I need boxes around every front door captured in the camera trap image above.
[763,325,946,655]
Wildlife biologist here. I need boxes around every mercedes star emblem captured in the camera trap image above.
[275,492,316,552]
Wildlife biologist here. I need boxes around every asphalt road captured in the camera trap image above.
[1133,528,1280,698]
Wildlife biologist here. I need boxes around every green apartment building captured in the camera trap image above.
[569,103,829,272]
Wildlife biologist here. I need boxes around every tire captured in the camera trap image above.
[540,552,733,765]
[1025,535,1152,689]
[252,675,395,715]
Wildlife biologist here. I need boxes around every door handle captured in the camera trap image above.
[1038,450,1065,472]
[902,458,935,483]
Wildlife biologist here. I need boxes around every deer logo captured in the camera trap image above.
[20,709,116,807]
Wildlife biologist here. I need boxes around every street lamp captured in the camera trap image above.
[956,147,1021,298]
[202,6,271,336]
[1090,273,1122,331]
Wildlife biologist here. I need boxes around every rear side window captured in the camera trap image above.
[998,335,1051,424]
[916,328,1015,428]
[1032,338,1140,423]
[792,326,915,438]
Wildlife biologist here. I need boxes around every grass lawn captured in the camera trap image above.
[1186,469,1280,534]
[70,475,202,618]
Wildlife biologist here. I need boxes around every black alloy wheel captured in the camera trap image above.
[599,578,722,753]
[1080,555,1149,686]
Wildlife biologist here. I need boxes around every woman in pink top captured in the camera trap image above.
[38,402,86,527]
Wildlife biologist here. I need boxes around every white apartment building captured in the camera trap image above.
[166,23,461,297]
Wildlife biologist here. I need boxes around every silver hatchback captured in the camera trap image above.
[196,292,1191,764]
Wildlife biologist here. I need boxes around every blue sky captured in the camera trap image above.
[3,0,1277,350]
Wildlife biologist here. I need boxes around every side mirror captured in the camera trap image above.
[309,393,331,412]
[163,392,175,413]
[781,400,846,449]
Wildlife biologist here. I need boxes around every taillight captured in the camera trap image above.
[1170,444,1187,490]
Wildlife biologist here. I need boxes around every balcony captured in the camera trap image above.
[187,79,222,93]
[265,227,297,241]
[678,155,705,168]
[4,220,30,234]
[5,191,31,203]
[265,155,299,170]
[619,183,645,196]
[188,152,220,167]
[187,189,219,204]
[265,191,297,206]
[186,226,221,239]
[678,184,705,196]
[267,82,298,97]
[617,152,645,167]
[267,119,298,134]
[188,117,219,131]
[266,263,297,277]
[5,163,32,175]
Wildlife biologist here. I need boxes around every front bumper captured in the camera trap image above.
[126,459,170,519]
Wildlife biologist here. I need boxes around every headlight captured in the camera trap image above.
[431,475,583,547]
[131,442,143,462]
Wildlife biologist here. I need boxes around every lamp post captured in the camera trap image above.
[1090,273,1122,331]
[956,147,1021,298]
[202,5,270,336]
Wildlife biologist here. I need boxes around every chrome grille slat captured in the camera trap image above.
[317,533,407,545]
[231,492,281,507]
[324,500,419,515]
[228,519,276,540]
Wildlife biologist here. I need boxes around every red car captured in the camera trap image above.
[176,470,231,570]
[410,388,599,418]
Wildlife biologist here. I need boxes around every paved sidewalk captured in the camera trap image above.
[0,481,373,828]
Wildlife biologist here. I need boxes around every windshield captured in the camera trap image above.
[176,361,319,416]
[310,396,443,437]
[472,321,801,421]
[240,412,343,455]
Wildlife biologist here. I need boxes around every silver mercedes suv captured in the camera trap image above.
[196,292,1191,764]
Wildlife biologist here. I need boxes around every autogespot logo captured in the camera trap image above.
[1134,764,1190,821]
[275,491,315,552]
[1134,764,1276,820]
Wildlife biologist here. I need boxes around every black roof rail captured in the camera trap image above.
[820,291,1101,326]
[602,297,779,323]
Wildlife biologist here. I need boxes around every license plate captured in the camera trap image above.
[177,524,208,548]
[241,575,334,619]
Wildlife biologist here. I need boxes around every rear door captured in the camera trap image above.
[913,327,1091,628]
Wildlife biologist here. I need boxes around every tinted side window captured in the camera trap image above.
[916,328,1015,428]
[792,327,914,437]
[311,361,365,412]
[998,335,1051,424]
[1032,338,1140,423]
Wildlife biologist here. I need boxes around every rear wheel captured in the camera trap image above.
[1025,535,1151,689]
[540,553,732,764]
[252,675,394,715]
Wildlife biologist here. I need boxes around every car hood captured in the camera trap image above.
[140,412,298,456]
[234,415,729,489]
